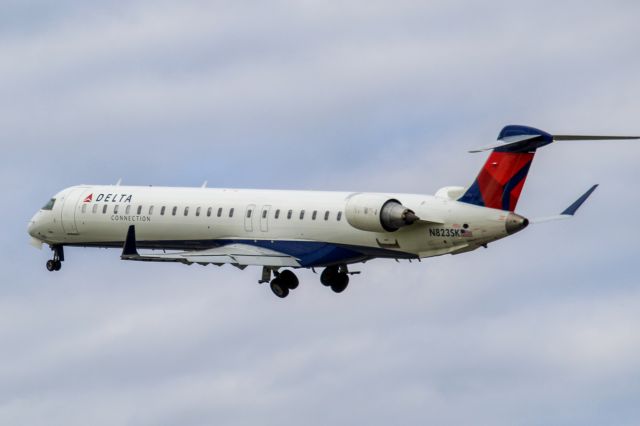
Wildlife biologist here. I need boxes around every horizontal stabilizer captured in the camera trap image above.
[468,134,541,153]
[531,184,598,224]
[469,125,639,153]
[553,135,640,141]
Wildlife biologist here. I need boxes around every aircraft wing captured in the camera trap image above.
[120,225,301,267]
[530,184,599,224]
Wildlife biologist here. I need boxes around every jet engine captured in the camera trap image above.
[345,194,419,232]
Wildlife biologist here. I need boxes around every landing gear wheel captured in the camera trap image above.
[330,273,349,293]
[278,270,299,290]
[270,278,290,298]
[46,245,64,272]
[320,266,339,287]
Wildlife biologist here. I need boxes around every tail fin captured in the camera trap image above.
[459,125,549,211]
[459,125,639,211]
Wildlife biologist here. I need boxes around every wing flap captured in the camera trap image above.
[120,226,301,267]
[179,244,301,266]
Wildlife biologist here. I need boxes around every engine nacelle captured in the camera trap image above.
[345,194,420,233]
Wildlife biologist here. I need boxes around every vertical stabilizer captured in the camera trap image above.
[459,125,552,211]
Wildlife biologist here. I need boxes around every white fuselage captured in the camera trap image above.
[28,185,514,267]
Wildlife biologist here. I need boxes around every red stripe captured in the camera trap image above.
[476,152,534,210]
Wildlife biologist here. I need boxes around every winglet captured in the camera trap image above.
[530,184,599,224]
[561,184,599,216]
[121,225,139,257]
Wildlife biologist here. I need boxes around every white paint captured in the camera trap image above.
[28,184,511,269]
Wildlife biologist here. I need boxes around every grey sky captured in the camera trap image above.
[2,1,640,425]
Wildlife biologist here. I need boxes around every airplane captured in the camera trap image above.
[27,125,638,298]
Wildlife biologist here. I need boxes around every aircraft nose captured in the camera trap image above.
[505,212,529,235]
[28,213,40,238]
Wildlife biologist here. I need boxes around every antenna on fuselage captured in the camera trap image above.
[201,181,208,188]
[115,178,122,186]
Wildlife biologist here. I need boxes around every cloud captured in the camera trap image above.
[1,1,640,425]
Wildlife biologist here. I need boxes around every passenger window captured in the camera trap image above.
[324,211,330,221]
[114,205,119,214]
[161,206,166,216]
[246,209,252,218]
[229,208,234,218]
[42,198,56,210]
[337,211,342,221]
[103,205,108,214]
[149,206,154,215]
[172,206,177,216]
[207,207,212,217]
[92,204,98,214]
[312,210,317,220]
[287,210,292,219]
[275,209,280,219]
[262,210,267,219]
[184,207,189,216]
[196,207,201,217]
[137,205,142,215]
[300,210,305,220]
[82,204,87,214]
[126,205,131,214]
[217,208,223,217]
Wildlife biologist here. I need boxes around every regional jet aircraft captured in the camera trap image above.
[28,125,638,298]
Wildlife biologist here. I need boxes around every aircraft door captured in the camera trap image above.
[244,204,256,232]
[260,205,271,232]
[60,187,84,234]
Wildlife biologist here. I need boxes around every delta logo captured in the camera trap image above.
[83,193,133,203]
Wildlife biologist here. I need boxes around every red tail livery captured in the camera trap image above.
[459,125,552,211]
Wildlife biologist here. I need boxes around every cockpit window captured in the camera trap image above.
[42,198,56,210]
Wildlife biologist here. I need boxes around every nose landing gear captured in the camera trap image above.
[46,245,64,272]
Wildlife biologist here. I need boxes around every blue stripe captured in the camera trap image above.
[501,160,532,211]
[224,239,364,266]
[458,179,485,207]
[68,238,416,267]
[222,239,416,267]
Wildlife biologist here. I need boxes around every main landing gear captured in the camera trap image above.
[46,245,64,272]
[261,265,354,298]
[320,265,350,293]
[269,269,299,298]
